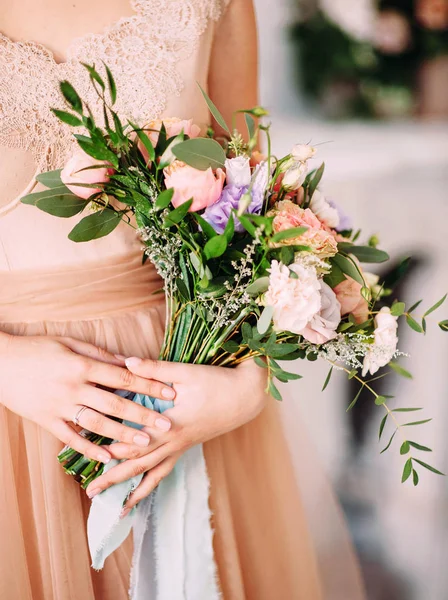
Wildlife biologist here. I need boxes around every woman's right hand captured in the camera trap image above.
[0,333,175,464]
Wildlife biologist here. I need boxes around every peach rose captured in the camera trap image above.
[268,199,338,258]
[146,118,201,145]
[333,277,369,324]
[61,151,113,200]
[163,161,225,212]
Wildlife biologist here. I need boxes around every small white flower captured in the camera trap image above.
[282,162,308,191]
[225,156,251,187]
[265,261,321,333]
[291,144,317,162]
[310,190,340,229]
[362,307,398,376]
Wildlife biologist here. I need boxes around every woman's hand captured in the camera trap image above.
[0,333,175,464]
[86,358,269,510]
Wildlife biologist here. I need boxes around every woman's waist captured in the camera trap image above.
[0,251,165,323]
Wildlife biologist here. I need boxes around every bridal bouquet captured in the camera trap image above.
[22,64,447,486]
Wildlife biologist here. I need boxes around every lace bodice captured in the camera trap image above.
[0,0,228,174]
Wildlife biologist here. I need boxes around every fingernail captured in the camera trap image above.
[87,488,101,499]
[125,357,142,369]
[133,433,150,447]
[162,387,175,399]
[115,354,127,362]
[120,507,131,520]
[97,452,111,464]
[155,417,171,432]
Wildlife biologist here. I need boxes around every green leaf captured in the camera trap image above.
[412,469,419,486]
[204,235,228,260]
[308,163,325,200]
[393,407,422,412]
[268,380,283,401]
[346,386,363,412]
[21,187,86,217]
[348,369,358,379]
[238,214,257,237]
[280,246,295,266]
[402,419,432,427]
[35,169,64,189]
[271,227,308,244]
[60,80,83,113]
[408,299,423,313]
[242,322,253,342]
[380,430,397,453]
[406,315,424,333]
[68,209,121,242]
[172,138,226,170]
[375,395,386,406]
[412,459,444,476]
[254,355,267,368]
[424,293,447,317]
[257,306,274,335]
[245,113,256,141]
[75,138,118,168]
[175,278,191,302]
[197,83,230,134]
[322,367,333,392]
[81,63,105,89]
[389,362,413,379]
[51,109,83,127]
[195,213,217,239]
[390,302,406,317]
[135,129,155,163]
[268,343,299,358]
[379,414,388,440]
[439,320,448,332]
[337,244,389,263]
[400,441,410,455]
[408,441,432,452]
[332,253,364,286]
[402,458,413,483]
[324,262,346,288]
[155,188,174,210]
[164,199,193,227]
[222,340,240,354]
[246,277,270,297]
[224,213,235,243]
[104,63,117,105]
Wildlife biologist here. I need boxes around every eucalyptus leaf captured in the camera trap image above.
[338,243,389,263]
[222,340,240,354]
[408,441,432,452]
[402,419,432,427]
[172,138,226,171]
[402,458,413,483]
[246,277,270,297]
[332,253,364,285]
[400,441,410,455]
[245,113,256,141]
[379,414,388,440]
[21,187,86,218]
[390,302,406,317]
[423,293,447,317]
[389,362,413,379]
[197,83,230,134]
[380,430,397,453]
[268,380,283,402]
[68,209,121,242]
[322,367,333,392]
[35,169,64,189]
[271,226,308,244]
[175,278,191,301]
[346,386,363,412]
[257,306,274,335]
[412,469,419,486]
[439,320,448,332]
[406,315,424,333]
[412,459,444,476]
[393,407,422,412]
[375,395,386,406]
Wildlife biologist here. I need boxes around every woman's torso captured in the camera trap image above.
[0,0,224,271]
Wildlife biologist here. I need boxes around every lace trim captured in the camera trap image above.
[0,0,230,180]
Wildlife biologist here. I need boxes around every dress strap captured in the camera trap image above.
[0,169,39,217]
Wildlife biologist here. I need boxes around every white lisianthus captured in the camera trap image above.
[282,162,308,191]
[364,271,382,297]
[362,307,398,376]
[225,156,251,187]
[310,190,340,229]
[291,144,316,162]
[301,281,341,344]
[265,261,321,334]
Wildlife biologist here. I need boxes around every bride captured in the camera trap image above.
[0,1,365,598]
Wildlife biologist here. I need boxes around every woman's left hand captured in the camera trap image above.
[85,358,269,512]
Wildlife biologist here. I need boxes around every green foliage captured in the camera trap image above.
[68,209,122,242]
[172,138,226,170]
[21,187,86,217]
[338,243,389,263]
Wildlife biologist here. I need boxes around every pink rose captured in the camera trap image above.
[163,161,225,212]
[268,199,338,258]
[334,277,369,324]
[138,118,201,165]
[61,151,113,200]
[301,281,341,344]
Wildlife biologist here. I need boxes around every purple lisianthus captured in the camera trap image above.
[203,162,267,234]
[328,199,352,232]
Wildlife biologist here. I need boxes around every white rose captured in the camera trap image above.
[265,261,321,334]
[225,156,251,187]
[362,307,398,376]
[282,162,308,191]
[310,190,340,229]
[301,281,341,344]
[291,144,316,162]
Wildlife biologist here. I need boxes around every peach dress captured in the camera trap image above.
[0,1,365,598]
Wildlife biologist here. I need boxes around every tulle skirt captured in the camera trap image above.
[0,251,365,599]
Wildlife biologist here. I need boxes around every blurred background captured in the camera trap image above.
[253,0,448,598]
